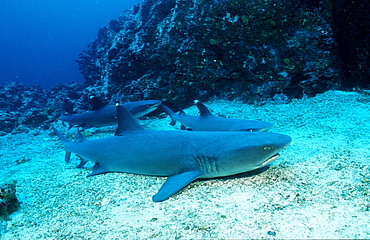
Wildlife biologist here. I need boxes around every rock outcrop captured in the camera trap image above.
[0,82,90,134]
[331,0,370,89]
[0,82,48,134]
[77,0,342,106]
[0,182,19,220]
[1,0,369,133]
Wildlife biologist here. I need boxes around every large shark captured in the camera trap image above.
[161,101,273,131]
[60,97,161,129]
[53,104,291,202]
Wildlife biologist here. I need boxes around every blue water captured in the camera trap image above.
[0,0,140,89]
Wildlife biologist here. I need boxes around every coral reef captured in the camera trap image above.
[0,0,368,133]
[0,82,90,134]
[77,0,341,106]
[331,0,370,89]
[0,82,47,134]
[0,182,19,220]
[0,81,123,133]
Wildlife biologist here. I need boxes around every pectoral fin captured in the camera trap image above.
[87,163,109,177]
[76,156,89,168]
[152,170,202,202]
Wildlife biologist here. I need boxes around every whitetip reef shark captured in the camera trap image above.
[53,104,291,202]
[161,101,273,131]
[60,97,161,129]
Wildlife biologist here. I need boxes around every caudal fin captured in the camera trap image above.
[52,127,69,144]
[160,104,177,126]
[52,127,72,162]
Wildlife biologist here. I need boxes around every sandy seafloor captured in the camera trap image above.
[0,90,369,239]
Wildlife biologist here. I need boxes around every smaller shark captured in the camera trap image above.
[53,104,291,202]
[161,101,273,131]
[60,97,161,129]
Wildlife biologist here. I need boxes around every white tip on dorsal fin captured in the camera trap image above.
[115,104,145,136]
[195,101,213,117]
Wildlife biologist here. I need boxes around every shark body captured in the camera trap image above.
[53,105,291,202]
[161,102,273,131]
[60,98,161,129]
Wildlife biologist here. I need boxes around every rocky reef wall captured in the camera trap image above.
[331,0,370,89]
[0,82,89,134]
[1,0,369,133]
[77,0,342,105]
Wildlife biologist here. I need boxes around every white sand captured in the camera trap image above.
[0,90,369,239]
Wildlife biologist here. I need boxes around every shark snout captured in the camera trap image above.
[130,100,162,117]
[257,133,292,168]
[267,133,292,150]
[279,134,292,149]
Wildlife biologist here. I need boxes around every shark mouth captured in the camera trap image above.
[260,153,280,167]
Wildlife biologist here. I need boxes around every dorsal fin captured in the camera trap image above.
[76,129,87,143]
[115,104,145,136]
[90,96,107,110]
[195,101,214,117]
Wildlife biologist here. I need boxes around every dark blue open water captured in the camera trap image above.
[0,0,140,89]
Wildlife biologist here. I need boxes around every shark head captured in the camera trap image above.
[202,132,292,177]
[59,100,161,129]
[124,100,162,118]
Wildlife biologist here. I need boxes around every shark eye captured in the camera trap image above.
[263,145,273,151]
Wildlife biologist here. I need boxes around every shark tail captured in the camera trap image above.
[52,127,72,162]
[52,127,89,166]
[160,104,177,126]
[52,126,69,144]
[176,103,187,116]
[76,156,89,168]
